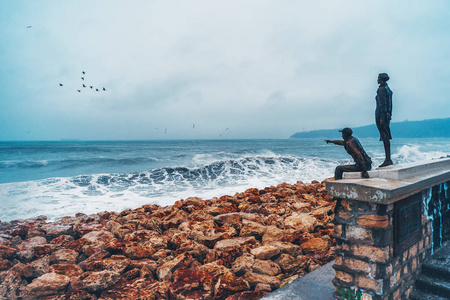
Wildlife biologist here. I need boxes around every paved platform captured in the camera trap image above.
[262,260,335,300]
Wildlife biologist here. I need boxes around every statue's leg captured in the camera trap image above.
[379,138,393,167]
[335,165,359,180]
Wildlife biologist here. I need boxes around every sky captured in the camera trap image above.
[1,0,450,140]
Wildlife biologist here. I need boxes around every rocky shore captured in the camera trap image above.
[0,180,336,300]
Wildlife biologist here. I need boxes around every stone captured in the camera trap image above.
[250,245,280,260]
[82,270,121,292]
[63,238,89,252]
[50,249,79,264]
[170,268,215,298]
[214,236,257,251]
[50,263,83,277]
[284,212,318,232]
[0,258,12,271]
[21,255,50,278]
[300,238,328,253]
[0,270,23,300]
[357,215,389,228]
[252,259,281,276]
[335,270,353,284]
[24,272,70,299]
[0,245,15,259]
[42,224,72,239]
[262,226,293,243]
[231,253,255,275]
[351,244,390,263]
[214,272,250,300]
[292,202,312,213]
[224,290,269,300]
[255,283,271,292]
[265,241,300,256]
[243,272,281,289]
[239,220,266,238]
[100,278,165,300]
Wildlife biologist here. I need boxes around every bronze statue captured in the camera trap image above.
[376,73,393,167]
[325,128,372,180]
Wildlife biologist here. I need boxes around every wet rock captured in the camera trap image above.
[0,258,12,271]
[63,237,89,252]
[250,245,280,260]
[214,272,250,300]
[100,278,161,299]
[17,236,47,262]
[24,272,70,299]
[0,244,15,259]
[42,224,72,239]
[170,268,215,300]
[157,252,193,279]
[0,270,24,300]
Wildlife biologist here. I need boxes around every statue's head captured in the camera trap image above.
[378,73,390,84]
[339,127,353,139]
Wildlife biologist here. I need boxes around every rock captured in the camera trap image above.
[224,290,269,300]
[255,283,271,292]
[157,266,173,281]
[63,238,89,252]
[24,272,70,299]
[100,278,165,300]
[0,244,15,259]
[50,263,83,277]
[128,258,159,274]
[252,259,281,276]
[123,243,156,259]
[0,258,12,271]
[0,270,23,300]
[214,272,250,300]
[292,202,312,212]
[73,222,103,237]
[214,236,257,251]
[16,236,47,262]
[197,261,233,280]
[262,226,293,244]
[300,238,328,253]
[157,252,193,278]
[250,245,280,260]
[239,220,266,238]
[81,230,114,256]
[78,250,109,271]
[50,249,79,264]
[284,212,318,232]
[21,255,50,278]
[265,241,300,257]
[42,224,72,239]
[243,272,281,289]
[33,244,56,257]
[231,253,255,275]
[82,270,121,292]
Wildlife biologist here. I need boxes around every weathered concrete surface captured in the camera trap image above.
[327,158,450,204]
[261,260,335,300]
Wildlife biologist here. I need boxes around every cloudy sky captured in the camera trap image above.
[1,0,449,140]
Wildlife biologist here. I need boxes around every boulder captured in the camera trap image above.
[231,253,255,275]
[284,212,318,232]
[21,255,50,278]
[100,278,165,300]
[224,290,269,300]
[214,236,257,251]
[300,238,328,253]
[50,263,83,277]
[82,270,121,292]
[50,249,79,264]
[239,220,266,238]
[243,272,281,289]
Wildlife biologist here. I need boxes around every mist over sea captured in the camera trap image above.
[1,138,449,222]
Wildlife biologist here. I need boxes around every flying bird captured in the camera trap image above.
[77,90,81,92]
[102,87,106,91]
[81,77,84,80]
[82,84,86,88]
[26,26,32,28]
[96,88,99,91]
[59,83,63,86]
[82,71,85,75]
[164,129,167,134]
[225,128,229,131]
[90,86,93,89]
[192,124,195,129]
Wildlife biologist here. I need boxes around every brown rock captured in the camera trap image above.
[357,215,389,228]
[284,212,318,232]
[0,244,15,259]
[82,270,121,292]
[42,224,72,239]
[243,272,281,289]
[231,253,255,275]
[214,236,257,251]
[265,241,300,257]
[100,278,165,300]
[292,202,312,213]
[239,220,266,238]
[17,236,47,262]
[255,283,271,292]
[0,258,12,271]
[170,268,215,300]
[123,230,158,242]
[197,261,233,280]
[63,238,89,252]
[0,270,23,300]
[214,272,250,300]
[21,255,50,278]
[224,290,269,300]
[50,249,79,264]
[50,263,83,277]
[78,250,109,271]
[24,272,70,299]
[250,245,280,260]
[33,244,56,257]
[252,259,281,276]
[129,258,159,273]
[157,252,193,278]
[124,243,156,259]
[81,230,114,256]
[300,238,328,254]
[262,226,293,244]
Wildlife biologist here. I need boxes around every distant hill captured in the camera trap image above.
[290,117,450,139]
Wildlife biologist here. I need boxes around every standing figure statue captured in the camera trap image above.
[376,73,393,167]
[325,128,372,180]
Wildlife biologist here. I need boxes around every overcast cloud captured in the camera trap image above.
[1,0,449,140]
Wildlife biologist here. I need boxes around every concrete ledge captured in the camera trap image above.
[327,158,450,204]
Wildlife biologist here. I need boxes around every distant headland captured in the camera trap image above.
[290,117,450,139]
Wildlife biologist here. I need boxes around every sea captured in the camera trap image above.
[1,138,449,222]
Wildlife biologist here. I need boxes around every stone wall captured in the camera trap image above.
[332,197,432,300]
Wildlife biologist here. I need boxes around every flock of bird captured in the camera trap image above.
[59,71,107,93]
